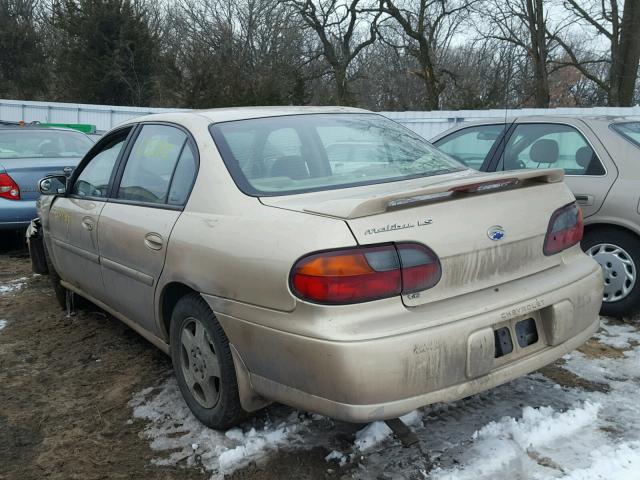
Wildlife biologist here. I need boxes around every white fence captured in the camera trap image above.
[3,98,640,140]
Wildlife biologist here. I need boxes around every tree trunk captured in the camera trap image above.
[528,0,550,107]
[334,66,353,106]
[613,0,640,106]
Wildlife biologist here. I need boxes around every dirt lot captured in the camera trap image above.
[0,238,338,480]
[1,235,639,480]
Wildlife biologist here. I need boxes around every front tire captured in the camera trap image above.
[169,293,246,429]
[582,228,640,318]
[43,241,67,310]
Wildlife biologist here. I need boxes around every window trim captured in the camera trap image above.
[490,120,608,178]
[107,121,201,211]
[66,125,136,202]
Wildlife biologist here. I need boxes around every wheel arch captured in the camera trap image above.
[158,281,199,343]
[583,221,640,241]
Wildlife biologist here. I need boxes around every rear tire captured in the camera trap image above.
[582,228,640,318]
[169,293,247,429]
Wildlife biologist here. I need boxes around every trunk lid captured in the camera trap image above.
[262,168,575,307]
[0,157,80,201]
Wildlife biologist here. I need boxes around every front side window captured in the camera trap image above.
[434,124,505,169]
[117,125,188,204]
[71,131,128,198]
[210,114,465,196]
[498,123,605,175]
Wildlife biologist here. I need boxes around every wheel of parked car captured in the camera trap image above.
[43,241,68,310]
[169,293,246,429]
[583,228,640,318]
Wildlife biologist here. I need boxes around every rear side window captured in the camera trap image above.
[117,125,188,204]
[434,124,505,169]
[498,123,605,176]
[71,131,128,198]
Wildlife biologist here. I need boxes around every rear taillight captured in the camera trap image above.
[0,173,20,200]
[290,243,441,304]
[543,202,583,256]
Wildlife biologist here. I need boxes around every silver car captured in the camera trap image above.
[433,116,640,317]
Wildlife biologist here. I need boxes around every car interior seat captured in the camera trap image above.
[575,145,605,175]
[529,138,559,165]
[39,140,61,157]
[270,155,310,180]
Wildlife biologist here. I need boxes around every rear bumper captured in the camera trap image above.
[0,199,36,230]
[208,255,603,423]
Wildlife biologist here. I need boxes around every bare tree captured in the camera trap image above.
[379,0,474,110]
[476,0,563,108]
[284,0,381,105]
[552,0,640,106]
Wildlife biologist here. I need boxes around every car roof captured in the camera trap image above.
[441,114,640,127]
[119,106,371,127]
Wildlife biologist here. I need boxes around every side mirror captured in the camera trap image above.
[39,175,67,195]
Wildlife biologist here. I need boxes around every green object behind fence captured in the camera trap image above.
[39,123,97,134]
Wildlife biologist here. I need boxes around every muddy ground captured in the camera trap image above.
[0,234,633,480]
[0,237,338,480]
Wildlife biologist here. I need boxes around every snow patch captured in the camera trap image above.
[0,277,28,294]
[129,377,324,477]
[559,442,640,480]
[595,321,640,349]
[0,319,7,332]
[432,402,601,480]
[354,421,393,451]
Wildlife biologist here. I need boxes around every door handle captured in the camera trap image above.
[575,194,594,206]
[81,216,95,231]
[144,232,163,251]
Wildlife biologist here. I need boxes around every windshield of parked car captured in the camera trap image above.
[210,114,465,196]
[611,121,640,148]
[0,129,93,159]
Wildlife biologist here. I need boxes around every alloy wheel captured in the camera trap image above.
[179,317,221,408]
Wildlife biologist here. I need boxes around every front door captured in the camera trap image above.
[97,124,198,336]
[47,128,131,300]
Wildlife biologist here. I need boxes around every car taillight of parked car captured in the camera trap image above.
[544,202,583,256]
[0,173,20,200]
[290,242,441,304]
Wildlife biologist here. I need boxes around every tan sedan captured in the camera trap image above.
[28,107,602,429]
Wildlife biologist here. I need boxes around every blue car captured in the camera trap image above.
[0,124,94,231]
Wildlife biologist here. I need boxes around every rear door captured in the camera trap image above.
[47,128,132,300]
[97,123,198,335]
[488,120,617,218]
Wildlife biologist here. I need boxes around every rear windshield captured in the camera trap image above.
[0,129,93,159]
[210,114,465,196]
[611,121,640,148]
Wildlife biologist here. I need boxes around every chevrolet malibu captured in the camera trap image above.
[28,107,603,429]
